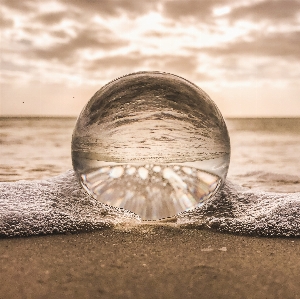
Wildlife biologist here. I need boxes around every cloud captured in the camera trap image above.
[1,0,36,12]
[86,53,212,82]
[60,0,157,18]
[34,11,72,25]
[31,28,128,62]
[0,15,13,28]
[49,29,70,40]
[199,31,300,60]
[161,0,230,21]
[1,0,300,117]
[228,0,300,22]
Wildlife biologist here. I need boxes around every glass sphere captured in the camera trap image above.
[72,71,230,220]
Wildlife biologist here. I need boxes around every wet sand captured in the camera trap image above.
[0,225,299,299]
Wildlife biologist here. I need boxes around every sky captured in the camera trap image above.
[1,0,300,117]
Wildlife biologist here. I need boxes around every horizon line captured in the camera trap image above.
[1,115,300,120]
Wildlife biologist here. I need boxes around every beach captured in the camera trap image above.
[1,0,300,296]
[0,227,299,299]
[0,118,299,298]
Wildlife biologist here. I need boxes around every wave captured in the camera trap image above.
[240,171,300,184]
[0,170,299,237]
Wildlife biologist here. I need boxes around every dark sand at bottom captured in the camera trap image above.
[0,225,299,299]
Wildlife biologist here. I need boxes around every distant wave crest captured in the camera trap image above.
[0,171,299,237]
[240,170,300,184]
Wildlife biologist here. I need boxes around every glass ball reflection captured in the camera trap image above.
[72,72,230,220]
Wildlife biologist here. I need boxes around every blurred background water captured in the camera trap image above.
[1,117,300,193]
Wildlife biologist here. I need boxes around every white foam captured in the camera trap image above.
[0,170,139,237]
[0,171,299,237]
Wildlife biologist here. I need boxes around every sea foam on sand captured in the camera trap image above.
[0,170,299,237]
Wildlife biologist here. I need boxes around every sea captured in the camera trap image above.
[0,117,300,237]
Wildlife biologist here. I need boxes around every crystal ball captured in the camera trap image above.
[72,71,230,220]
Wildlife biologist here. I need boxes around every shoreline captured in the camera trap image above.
[0,226,299,299]
[1,170,300,237]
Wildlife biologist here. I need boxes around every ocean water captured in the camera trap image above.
[0,117,299,236]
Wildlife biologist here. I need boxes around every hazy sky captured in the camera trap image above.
[1,0,300,117]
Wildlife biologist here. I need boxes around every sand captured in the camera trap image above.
[0,171,299,298]
[0,226,299,299]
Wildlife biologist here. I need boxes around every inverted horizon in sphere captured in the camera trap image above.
[72,71,230,220]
